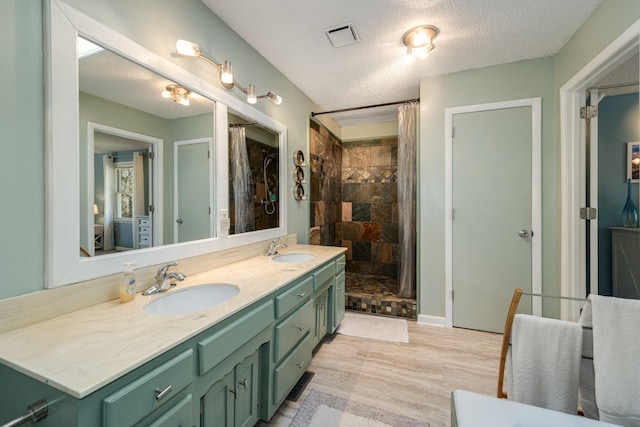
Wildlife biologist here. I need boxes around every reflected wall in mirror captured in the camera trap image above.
[78,37,215,256]
[228,112,280,234]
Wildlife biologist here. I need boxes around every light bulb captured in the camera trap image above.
[267,91,282,105]
[405,46,415,64]
[176,40,200,57]
[161,90,172,98]
[418,46,430,60]
[178,97,190,106]
[413,30,428,47]
[247,84,257,104]
[220,60,234,88]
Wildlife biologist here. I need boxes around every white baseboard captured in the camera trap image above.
[417,314,447,327]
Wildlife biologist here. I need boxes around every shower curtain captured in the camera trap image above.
[397,102,418,298]
[230,126,254,233]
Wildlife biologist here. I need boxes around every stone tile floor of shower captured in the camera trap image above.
[345,273,417,319]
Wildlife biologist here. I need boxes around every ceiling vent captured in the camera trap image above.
[324,22,360,48]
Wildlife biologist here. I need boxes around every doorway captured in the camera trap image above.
[560,29,640,321]
[445,99,542,332]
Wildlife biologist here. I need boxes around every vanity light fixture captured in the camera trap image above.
[175,39,234,89]
[161,84,191,106]
[402,25,439,64]
[174,39,282,106]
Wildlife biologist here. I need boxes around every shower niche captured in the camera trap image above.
[229,112,280,235]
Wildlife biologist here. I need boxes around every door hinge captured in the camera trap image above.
[580,207,597,220]
[580,105,598,119]
[451,290,454,301]
[149,204,155,213]
[208,150,210,158]
[149,151,155,160]
[451,126,455,138]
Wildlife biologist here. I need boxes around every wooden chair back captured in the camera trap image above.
[497,287,522,398]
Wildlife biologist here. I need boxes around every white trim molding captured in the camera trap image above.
[559,18,640,321]
[417,314,447,328]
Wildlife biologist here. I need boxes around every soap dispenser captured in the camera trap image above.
[120,262,137,303]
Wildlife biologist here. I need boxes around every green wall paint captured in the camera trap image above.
[0,0,328,299]
[555,0,640,88]
[0,1,44,298]
[419,57,557,318]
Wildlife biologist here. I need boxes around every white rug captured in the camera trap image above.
[337,312,409,343]
[290,390,429,427]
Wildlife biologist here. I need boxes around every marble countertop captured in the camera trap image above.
[0,245,345,399]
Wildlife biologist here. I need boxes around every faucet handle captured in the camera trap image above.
[157,261,178,279]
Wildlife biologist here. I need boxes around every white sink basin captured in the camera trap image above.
[272,253,316,263]
[144,284,239,316]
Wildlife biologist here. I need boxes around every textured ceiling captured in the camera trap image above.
[202,0,602,127]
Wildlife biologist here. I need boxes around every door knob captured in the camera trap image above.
[176,218,183,224]
[518,229,530,238]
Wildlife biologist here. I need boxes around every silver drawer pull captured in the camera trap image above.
[229,387,238,399]
[297,292,306,298]
[239,379,248,390]
[338,261,346,266]
[297,361,304,369]
[296,325,304,331]
[154,385,172,401]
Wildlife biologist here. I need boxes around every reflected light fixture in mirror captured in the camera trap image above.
[175,39,283,106]
[161,84,191,106]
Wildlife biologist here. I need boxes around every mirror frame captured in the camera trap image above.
[45,0,288,287]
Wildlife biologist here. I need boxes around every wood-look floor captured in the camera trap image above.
[261,320,502,427]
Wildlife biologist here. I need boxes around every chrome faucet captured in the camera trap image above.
[142,262,186,295]
[264,238,287,256]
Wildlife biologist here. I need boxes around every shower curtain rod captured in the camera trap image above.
[229,122,258,128]
[310,98,420,117]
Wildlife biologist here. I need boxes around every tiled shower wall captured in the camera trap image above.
[309,121,342,246]
[341,138,399,277]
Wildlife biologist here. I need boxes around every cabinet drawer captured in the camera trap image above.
[102,350,193,427]
[274,299,314,361]
[139,218,150,226]
[313,262,335,290]
[335,254,346,273]
[273,335,313,404]
[147,393,192,427]
[198,300,274,376]
[139,226,150,233]
[275,277,313,318]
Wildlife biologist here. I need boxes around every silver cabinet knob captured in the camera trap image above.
[518,229,530,238]
[176,218,183,224]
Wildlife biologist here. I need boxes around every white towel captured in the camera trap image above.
[590,295,640,426]
[508,314,583,413]
[578,299,599,419]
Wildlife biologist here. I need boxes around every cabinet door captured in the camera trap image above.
[234,350,260,427]
[202,371,234,427]
[316,291,328,343]
[335,272,346,327]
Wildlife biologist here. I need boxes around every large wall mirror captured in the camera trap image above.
[46,0,287,287]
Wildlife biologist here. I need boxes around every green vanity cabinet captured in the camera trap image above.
[332,255,347,333]
[201,349,260,427]
[0,252,348,427]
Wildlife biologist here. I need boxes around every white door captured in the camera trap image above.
[174,139,213,243]
[448,100,541,333]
